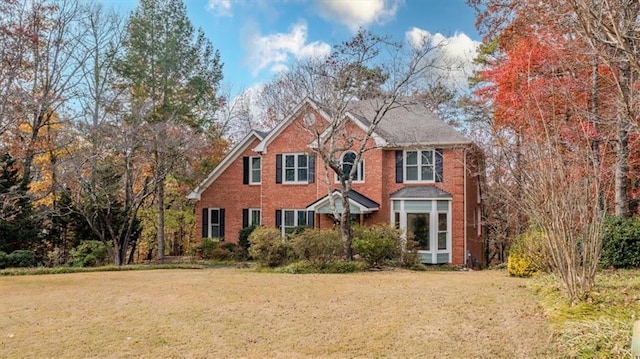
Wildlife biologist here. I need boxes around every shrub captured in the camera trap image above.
[0,251,7,269]
[507,228,546,277]
[352,225,402,267]
[600,216,640,268]
[276,259,368,274]
[69,241,109,267]
[8,250,37,268]
[45,247,66,267]
[200,237,222,260]
[238,225,256,252]
[248,227,292,267]
[290,228,343,265]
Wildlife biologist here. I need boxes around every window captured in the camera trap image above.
[276,153,315,184]
[392,199,450,264]
[209,208,223,238]
[278,209,314,234]
[250,157,261,184]
[284,154,308,183]
[405,150,434,182]
[250,208,261,226]
[336,151,364,182]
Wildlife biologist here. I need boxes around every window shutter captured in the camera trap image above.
[395,150,403,183]
[435,149,444,182]
[220,208,225,239]
[275,210,282,229]
[201,208,209,238]
[308,154,315,183]
[242,157,249,184]
[307,211,315,227]
[275,154,282,183]
[242,208,249,228]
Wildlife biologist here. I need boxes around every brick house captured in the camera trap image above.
[188,98,484,266]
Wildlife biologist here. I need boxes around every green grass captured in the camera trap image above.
[532,269,640,358]
[0,263,207,276]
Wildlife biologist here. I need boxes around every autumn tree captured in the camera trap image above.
[117,0,223,260]
[261,30,452,259]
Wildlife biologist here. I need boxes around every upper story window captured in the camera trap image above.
[336,151,364,182]
[243,156,261,185]
[395,149,443,183]
[250,157,261,184]
[276,153,315,184]
[405,150,434,182]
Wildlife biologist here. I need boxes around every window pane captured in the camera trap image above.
[437,201,449,211]
[297,211,307,226]
[297,155,307,167]
[421,151,433,165]
[343,163,353,179]
[285,155,295,167]
[251,157,261,169]
[284,211,295,226]
[406,151,417,165]
[252,168,261,182]
[210,209,219,225]
[211,225,220,238]
[408,213,430,251]
[438,213,447,231]
[406,166,418,181]
[421,166,434,181]
[343,152,356,164]
[438,232,447,250]
[285,169,295,181]
[251,210,261,225]
[298,168,308,181]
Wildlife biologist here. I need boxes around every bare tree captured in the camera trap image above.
[261,30,452,258]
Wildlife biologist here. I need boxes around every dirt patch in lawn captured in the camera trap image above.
[0,268,554,358]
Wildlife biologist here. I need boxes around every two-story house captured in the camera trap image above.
[187,98,484,266]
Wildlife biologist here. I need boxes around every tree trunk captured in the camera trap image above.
[615,61,630,218]
[340,191,353,260]
[156,172,165,259]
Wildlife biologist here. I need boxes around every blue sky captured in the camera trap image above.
[104,0,481,97]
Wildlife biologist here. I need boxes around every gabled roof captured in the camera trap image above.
[306,189,380,214]
[390,186,453,199]
[187,130,267,200]
[346,99,471,147]
[253,97,330,154]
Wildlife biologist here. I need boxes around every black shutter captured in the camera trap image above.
[395,150,403,183]
[201,208,209,238]
[242,208,249,228]
[307,211,315,227]
[308,154,315,183]
[220,208,225,239]
[275,154,282,183]
[275,210,282,229]
[243,157,249,184]
[435,149,443,182]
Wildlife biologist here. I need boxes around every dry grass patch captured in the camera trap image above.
[0,268,553,358]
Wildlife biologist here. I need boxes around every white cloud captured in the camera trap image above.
[317,0,402,32]
[206,0,233,17]
[245,21,331,77]
[405,27,481,91]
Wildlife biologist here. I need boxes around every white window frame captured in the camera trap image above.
[282,209,309,234]
[209,208,222,238]
[283,153,309,184]
[335,151,365,183]
[404,150,435,183]
[249,208,261,226]
[249,156,261,184]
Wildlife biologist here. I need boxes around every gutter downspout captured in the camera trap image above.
[463,146,468,268]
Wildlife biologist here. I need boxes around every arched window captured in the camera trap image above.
[339,151,364,182]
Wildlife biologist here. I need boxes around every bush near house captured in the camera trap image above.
[248,227,293,267]
[7,250,37,268]
[600,216,640,268]
[352,225,402,267]
[289,228,342,266]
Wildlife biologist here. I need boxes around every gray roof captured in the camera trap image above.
[346,100,471,147]
[390,186,453,199]
[306,189,379,209]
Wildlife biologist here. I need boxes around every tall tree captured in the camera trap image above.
[117,0,223,260]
